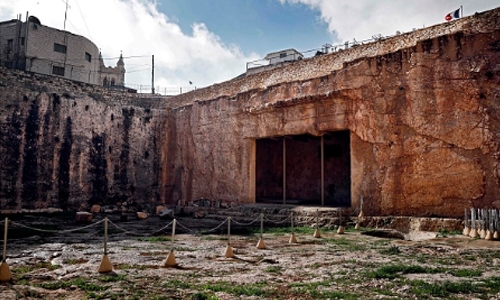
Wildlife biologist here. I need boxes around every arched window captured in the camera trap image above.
[103,77,108,86]
[111,78,115,86]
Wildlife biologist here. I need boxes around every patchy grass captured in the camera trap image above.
[252,225,321,236]
[379,244,401,255]
[408,279,480,298]
[326,237,367,251]
[437,228,462,237]
[191,292,218,300]
[448,268,483,277]
[65,258,89,265]
[13,262,60,278]
[98,274,128,283]
[367,264,484,280]
[139,236,171,242]
[162,278,193,289]
[36,277,106,292]
[367,264,428,279]
[264,265,283,273]
[114,263,149,270]
[288,280,360,299]
[203,281,270,297]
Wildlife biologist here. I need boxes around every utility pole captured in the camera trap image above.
[63,0,69,72]
[151,55,155,94]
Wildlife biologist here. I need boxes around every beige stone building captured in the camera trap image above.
[0,15,124,86]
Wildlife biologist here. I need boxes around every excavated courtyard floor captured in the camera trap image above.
[0,212,499,299]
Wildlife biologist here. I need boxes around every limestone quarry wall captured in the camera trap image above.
[0,69,169,211]
[1,8,499,217]
[165,8,500,217]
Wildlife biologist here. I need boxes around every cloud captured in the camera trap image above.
[0,0,259,90]
[279,0,498,45]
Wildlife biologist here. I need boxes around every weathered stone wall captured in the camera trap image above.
[0,69,168,211]
[1,8,499,218]
[164,8,500,217]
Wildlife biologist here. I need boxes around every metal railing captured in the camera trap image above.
[246,34,392,71]
[123,84,197,96]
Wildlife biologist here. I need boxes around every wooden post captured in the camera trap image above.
[225,217,235,257]
[321,135,324,206]
[2,218,7,262]
[256,213,266,249]
[313,209,321,238]
[0,218,12,282]
[283,137,286,205]
[165,219,177,267]
[289,212,297,243]
[98,218,113,273]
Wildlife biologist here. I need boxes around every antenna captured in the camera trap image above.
[63,0,69,31]
[151,55,155,94]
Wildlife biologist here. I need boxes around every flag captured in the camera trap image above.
[445,8,461,21]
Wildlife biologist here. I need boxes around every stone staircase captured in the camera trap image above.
[204,203,347,229]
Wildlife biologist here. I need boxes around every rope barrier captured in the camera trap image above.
[174,219,197,233]
[200,218,228,233]
[176,218,229,234]
[151,220,175,235]
[107,219,168,237]
[9,219,105,234]
[231,215,261,226]
[263,214,291,225]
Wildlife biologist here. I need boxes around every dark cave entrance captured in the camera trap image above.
[255,131,351,207]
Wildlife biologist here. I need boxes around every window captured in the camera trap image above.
[279,52,287,58]
[52,65,65,76]
[54,43,67,53]
[7,39,13,52]
[85,52,92,62]
[20,37,25,46]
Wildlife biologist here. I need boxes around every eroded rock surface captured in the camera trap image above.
[0,72,169,211]
[1,8,500,217]
[163,8,500,217]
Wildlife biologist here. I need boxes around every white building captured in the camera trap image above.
[264,48,304,65]
[0,15,124,86]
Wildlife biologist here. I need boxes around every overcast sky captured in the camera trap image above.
[0,0,498,92]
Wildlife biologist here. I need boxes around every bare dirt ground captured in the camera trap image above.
[0,213,500,300]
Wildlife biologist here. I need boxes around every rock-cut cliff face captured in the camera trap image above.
[164,8,500,217]
[0,71,168,211]
[1,8,499,218]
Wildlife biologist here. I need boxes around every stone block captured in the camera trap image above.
[75,212,93,223]
[90,205,101,213]
[156,205,166,215]
[159,208,174,219]
[137,212,148,219]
